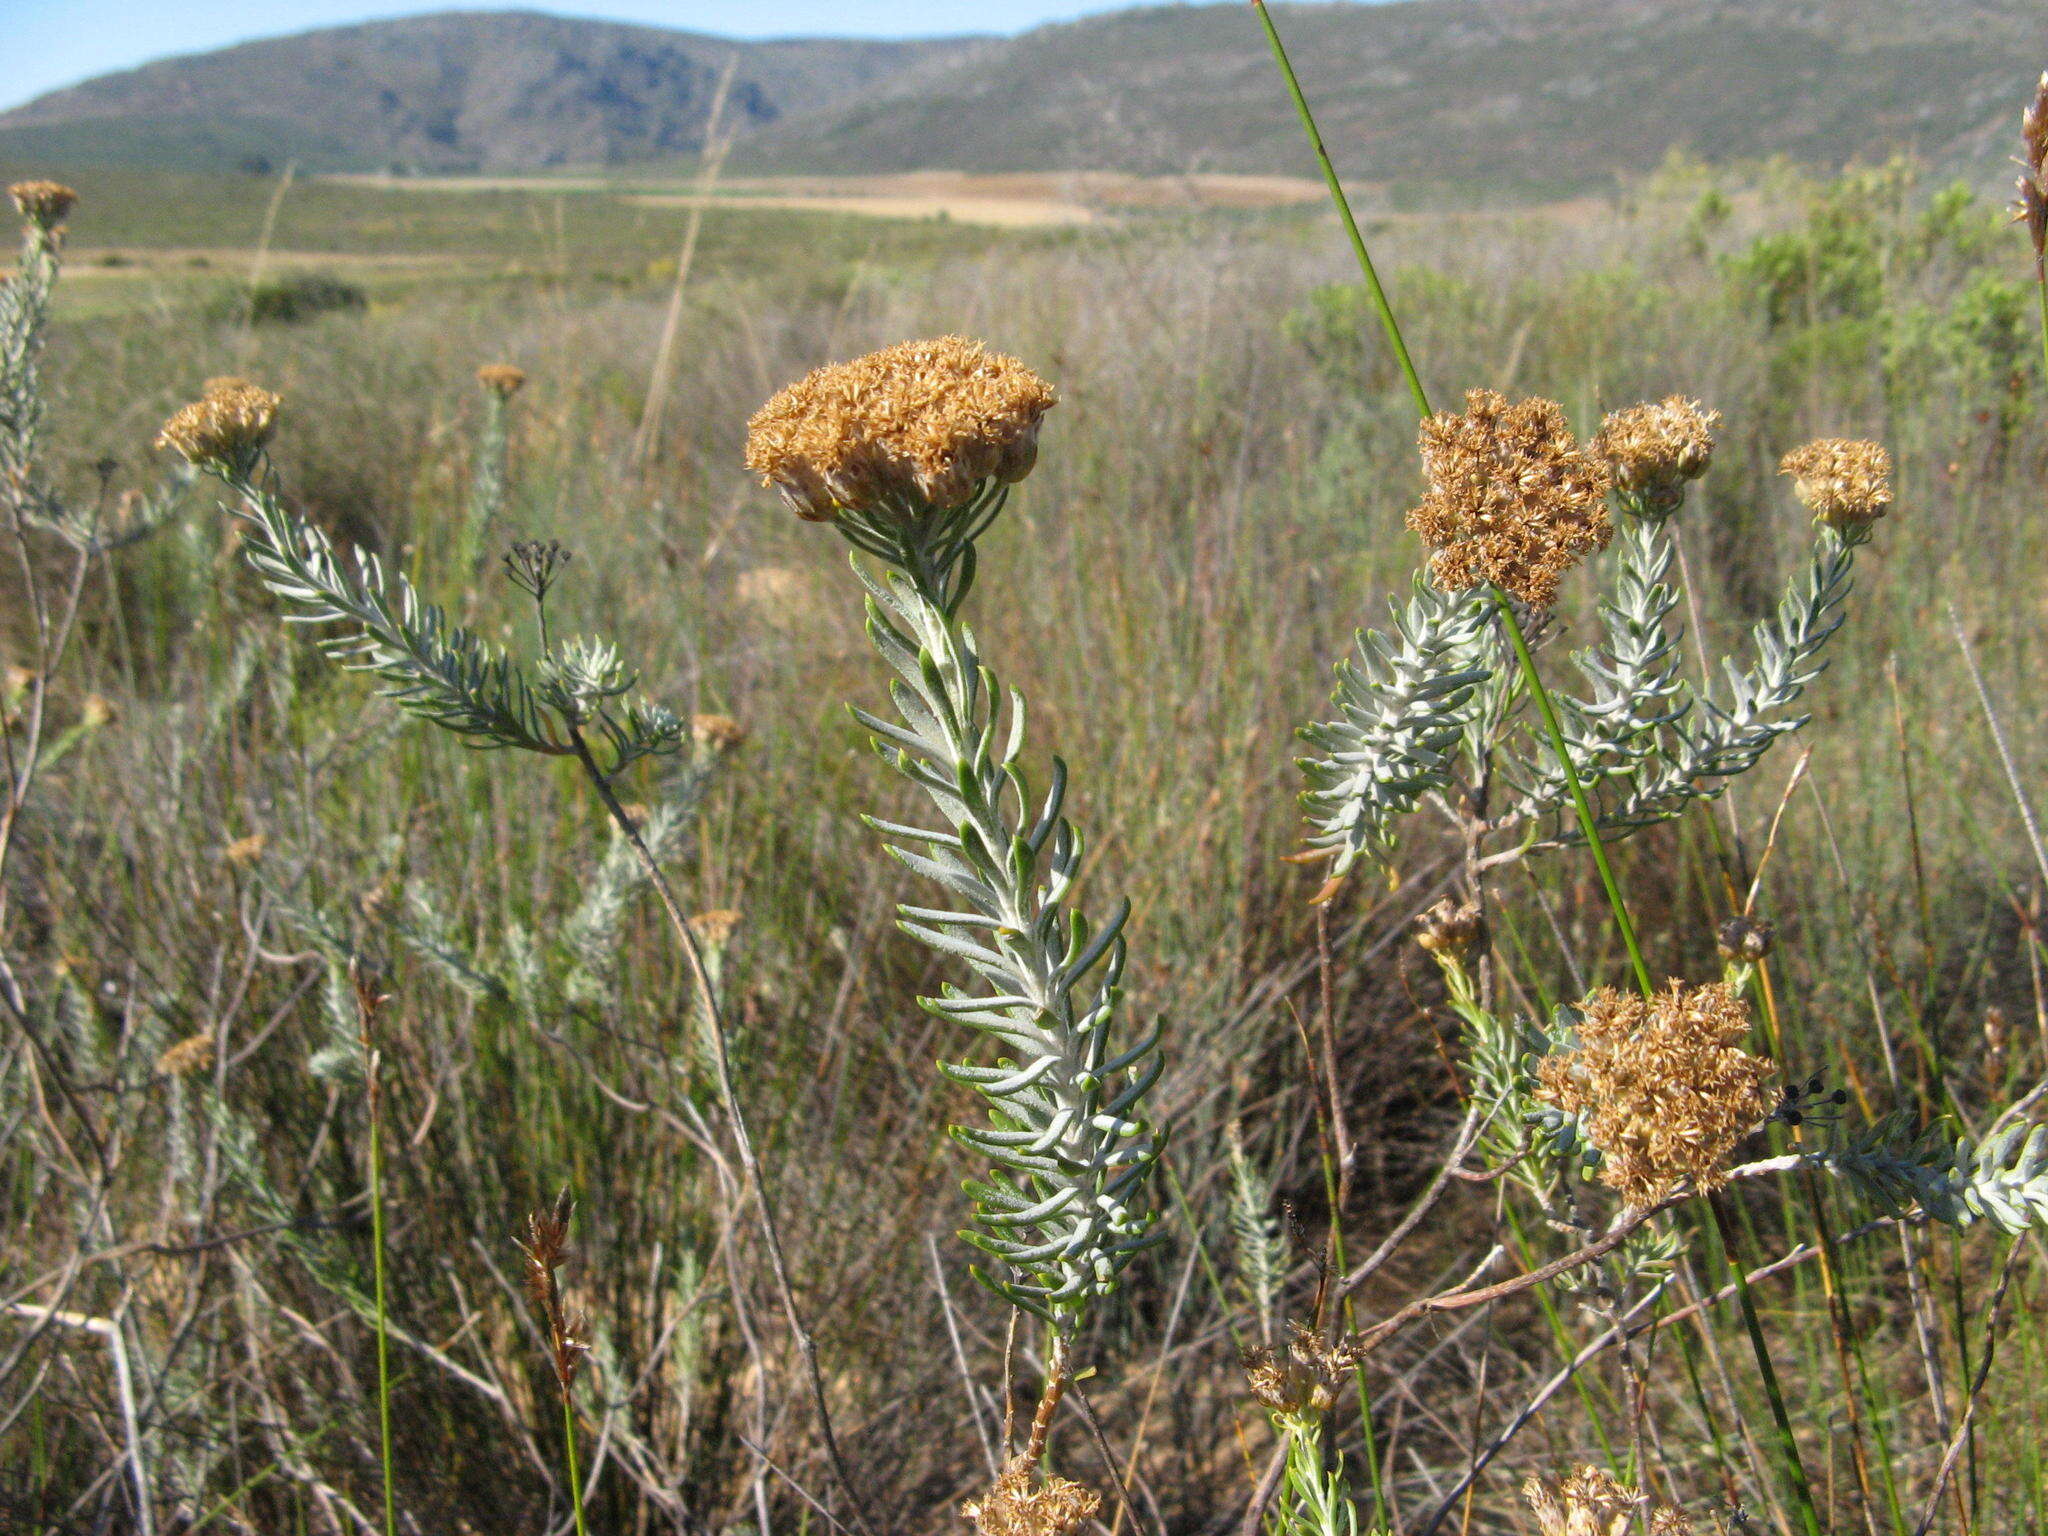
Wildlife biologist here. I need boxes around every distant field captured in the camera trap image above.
[326,169,1331,228]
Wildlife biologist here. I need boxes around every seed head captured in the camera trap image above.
[1414,897,1487,961]
[155,377,281,474]
[1779,438,1892,530]
[2015,72,2048,270]
[963,1459,1102,1536]
[1716,913,1775,964]
[1407,388,1612,608]
[1524,1466,1693,1536]
[744,336,1057,521]
[476,363,527,397]
[9,180,77,231]
[515,1190,590,1403]
[1535,980,1774,1208]
[1592,396,1722,518]
[1240,1321,1363,1417]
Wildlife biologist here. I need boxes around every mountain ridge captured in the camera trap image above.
[2,1,2039,195]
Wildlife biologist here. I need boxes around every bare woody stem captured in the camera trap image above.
[564,726,875,1536]
[1020,1333,1075,1476]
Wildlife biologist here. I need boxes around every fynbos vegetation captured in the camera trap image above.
[10,35,2048,1536]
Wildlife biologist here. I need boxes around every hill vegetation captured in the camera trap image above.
[0,10,978,174]
[0,1,2041,196]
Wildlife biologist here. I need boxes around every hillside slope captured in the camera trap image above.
[2,0,2039,194]
[742,0,2045,197]
[0,10,979,173]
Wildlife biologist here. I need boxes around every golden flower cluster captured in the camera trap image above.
[155,1032,217,1080]
[1534,980,1774,1208]
[476,363,527,397]
[744,336,1057,521]
[963,1459,1102,1536]
[2016,72,2048,270]
[1524,1467,1693,1536]
[690,712,747,754]
[9,179,77,230]
[1241,1321,1364,1418]
[1592,396,1721,516]
[686,909,744,950]
[155,376,282,470]
[1778,438,1892,530]
[1407,388,1612,608]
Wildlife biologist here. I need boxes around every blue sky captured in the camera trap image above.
[3,0,1159,112]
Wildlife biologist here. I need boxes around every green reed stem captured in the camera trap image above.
[1709,1196,1823,1536]
[2033,263,2048,401]
[562,1393,590,1536]
[1251,0,1655,1000]
[1250,0,1431,421]
[1493,592,1654,997]
[360,993,396,1536]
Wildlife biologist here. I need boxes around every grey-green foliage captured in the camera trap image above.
[1816,1114,2048,1234]
[401,788,708,1020]
[1,220,175,550]
[841,496,1163,1326]
[1226,1123,1287,1336]
[1298,489,1872,873]
[0,224,56,501]
[1516,515,1688,814]
[1447,964,1595,1197]
[224,472,683,775]
[1593,521,1864,831]
[462,387,511,577]
[1297,579,1492,881]
[1267,1419,1379,1536]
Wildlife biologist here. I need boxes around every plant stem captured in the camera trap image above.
[1492,592,1654,996]
[352,969,397,1536]
[1250,0,1431,421]
[561,1392,590,1536]
[2034,261,2048,402]
[1710,1196,1823,1536]
[565,729,875,1536]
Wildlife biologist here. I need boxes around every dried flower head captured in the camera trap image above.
[1407,388,1612,608]
[1524,1466,1693,1536]
[9,180,77,230]
[2014,72,2048,270]
[155,377,281,472]
[744,336,1057,520]
[687,909,743,949]
[1535,980,1774,1208]
[690,713,747,754]
[1779,438,1891,530]
[964,1459,1102,1536]
[1716,913,1774,963]
[1592,396,1722,517]
[1240,1321,1363,1417]
[476,363,527,397]
[515,1191,590,1403]
[155,1033,216,1079]
[1414,897,1487,960]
